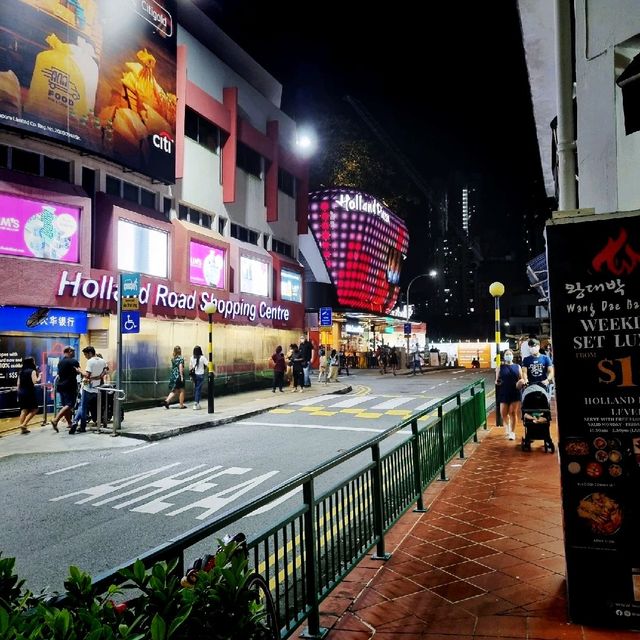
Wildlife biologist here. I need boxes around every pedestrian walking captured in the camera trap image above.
[289,345,305,392]
[317,345,328,383]
[521,338,554,389]
[50,346,81,432]
[16,357,41,434]
[162,346,186,409]
[338,346,350,376]
[410,335,424,374]
[496,348,523,440]
[328,349,340,382]
[189,345,206,409]
[271,345,286,392]
[71,346,106,434]
[299,334,314,387]
[389,347,399,375]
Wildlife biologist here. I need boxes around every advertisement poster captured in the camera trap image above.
[240,255,269,297]
[280,269,301,302]
[0,0,176,182]
[547,211,640,629]
[189,241,225,289]
[0,193,79,262]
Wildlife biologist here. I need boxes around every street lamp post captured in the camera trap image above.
[406,271,437,367]
[203,301,217,414]
[489,282,505,426]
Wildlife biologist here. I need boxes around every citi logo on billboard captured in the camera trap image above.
[152,131,174,154]
[133,0,173,37]
[0,217,20,230]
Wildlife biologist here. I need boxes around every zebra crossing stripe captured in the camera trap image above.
[327,395,380,408]
[370,397,414,410]
[414,399,443,411]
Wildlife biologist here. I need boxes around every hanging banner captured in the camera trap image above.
[0,0,177,182]
[547,210,640,630]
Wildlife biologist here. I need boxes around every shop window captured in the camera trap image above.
[236,142,262,178]
[277,168,295,197]
[43,156,70,182]
[12,148,40,175]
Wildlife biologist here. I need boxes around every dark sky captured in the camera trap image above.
[210,0,550,288]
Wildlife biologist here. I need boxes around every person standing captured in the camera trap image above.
[519,334,536,362]
[162,346,186,409]
[496,348,523,440]
[317,345,328,383]
[338,346,350,376]
[289,345,305,392]
[521,338,554,389]
[71,346,106,434]
[410,335,424,374]
[50,346,81,431]
[16,357,41,434]
[271,346,286,392]
[189,345,206,409]
[299,335,314,387]
[388,347,399,376]
[328,349,340,382]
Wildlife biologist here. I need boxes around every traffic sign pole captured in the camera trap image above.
[114,273,123,434]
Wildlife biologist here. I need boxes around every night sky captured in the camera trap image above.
[209,0,551,288]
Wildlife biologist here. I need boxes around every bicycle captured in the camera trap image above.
[181,532,279,639]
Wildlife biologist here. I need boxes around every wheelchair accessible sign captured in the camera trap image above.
[120,272,140,334]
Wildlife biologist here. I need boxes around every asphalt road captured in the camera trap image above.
[1,368,494,593]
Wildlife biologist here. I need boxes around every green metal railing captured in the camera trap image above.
[88,379,487,639]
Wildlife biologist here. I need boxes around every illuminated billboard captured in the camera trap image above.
[189,241,225,289]
[240,255,269,297]
[0,0,177,182]
[308,188,409,314]
[117,219,168,278]
[281,269,302,302]
[0,193,79,263]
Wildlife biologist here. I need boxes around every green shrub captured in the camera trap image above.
[0,541,275,640]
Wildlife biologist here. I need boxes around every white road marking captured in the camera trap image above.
[241,421,411,435]
[414,398,443,411]
[122,443,158,454]
[370,397,414,410]
[45,462,90,475]
[326,395,380,408]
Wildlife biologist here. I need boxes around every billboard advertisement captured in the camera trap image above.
[189,240,225,289]
[547,210,640,629]
[0,193,79,262]
[308,188,409,314]
[281,269,302,302]
[0,0,177,182]
[240,255,269,297]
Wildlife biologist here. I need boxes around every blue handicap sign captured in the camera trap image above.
[120,272,140,297]
[319,307,332,327]
[121,311,140,334]
[404,323,412,335]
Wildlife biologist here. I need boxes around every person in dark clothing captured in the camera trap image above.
[271,345,286,392]
[298,335,314,387]
[496,349,523,441]
[50,346,81,432]
[289,345,305,392]
[16,357,41,434]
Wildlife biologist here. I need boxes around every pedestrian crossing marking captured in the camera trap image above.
[300,406,325,412]
[356,412,384,418]
[386,410,413,417]
[271,408,295,414]
[371,397,414,410]
[312,411,338,416]
[328,395,380,408]
[340,408,366,414]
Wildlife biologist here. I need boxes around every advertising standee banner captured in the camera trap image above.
[0,0,177,182]
[547,211,640,629]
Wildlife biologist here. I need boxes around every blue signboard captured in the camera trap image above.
[404,323,412,335]
[121,311,140,334]
[0,307,87,334]
[120,272,141,298]
[319,307,332,327]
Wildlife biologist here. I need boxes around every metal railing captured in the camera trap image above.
[72,379,487,638]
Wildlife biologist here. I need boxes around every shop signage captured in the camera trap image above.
[547,211,640,629]
[0,0,177,182]
[0,306,87,333]
[335,192,390,223]
[56,271,291,322]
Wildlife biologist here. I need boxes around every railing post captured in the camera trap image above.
[481,380,488,429]
[437,405,448,481]
[371,443,391,560]
[471,386,479,443]
[411,419,427,512]
[457,394,465,458]
[300,479,327,639]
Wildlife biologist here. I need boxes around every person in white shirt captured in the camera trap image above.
[189,345,206,409]
[519,334,536,361]
[410,335,424,374]
[72,346,106,434]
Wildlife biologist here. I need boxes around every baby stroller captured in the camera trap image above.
[520,383,554,453]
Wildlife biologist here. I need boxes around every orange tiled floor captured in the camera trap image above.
[293,411,639,639]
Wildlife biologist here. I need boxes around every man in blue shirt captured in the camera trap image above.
[521,338,554,389]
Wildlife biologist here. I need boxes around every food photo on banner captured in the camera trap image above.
[547,210,640,629]
[0,0,176,182]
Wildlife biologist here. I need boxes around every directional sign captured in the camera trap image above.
[121,311,140,334]
[319,307,332,327]
[122,297,139,311]
[120,272,140,298]
[404,323,412,335]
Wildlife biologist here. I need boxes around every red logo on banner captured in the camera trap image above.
[592,228,640,275]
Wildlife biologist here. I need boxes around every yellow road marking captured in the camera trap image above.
[340,408,364,414]
[300,406,324,412]
[270,408,295,414]
[386,410,413,416]
[313,411,338,416]
[356,412,383,418]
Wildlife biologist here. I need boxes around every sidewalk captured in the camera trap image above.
[291,408,636,640]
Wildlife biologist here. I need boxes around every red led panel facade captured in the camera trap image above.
[308,188,409,314]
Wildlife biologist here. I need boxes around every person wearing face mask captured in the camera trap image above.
[521,338,554,390]
[496,348,523,440]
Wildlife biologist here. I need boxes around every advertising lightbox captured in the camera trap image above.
[308,188,409,314]
[117,219,167,278]
[0,0,177,182]
[0,193,79,262]
[189,241,225,289]
[281,269,302,302]
[240,255,269,297]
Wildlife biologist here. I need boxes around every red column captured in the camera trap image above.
[266,120,279,222]
[222,87,238,204]
[175,45,187,180]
